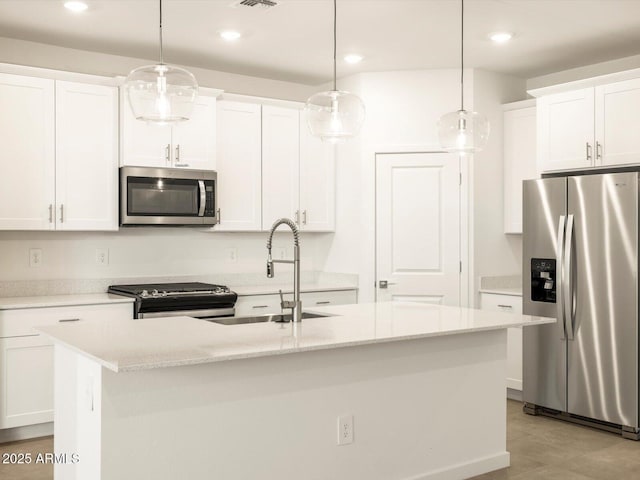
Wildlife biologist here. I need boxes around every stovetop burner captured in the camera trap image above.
[108,282,238,319]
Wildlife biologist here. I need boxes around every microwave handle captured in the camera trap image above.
[198,180,206,217]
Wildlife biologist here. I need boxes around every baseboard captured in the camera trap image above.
[507,387,523,402]
[404,452,510,480]
[0,422,53,443]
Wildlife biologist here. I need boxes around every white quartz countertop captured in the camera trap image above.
[0,293,135,310]
[38,302,554,373]
[231,282,357,296]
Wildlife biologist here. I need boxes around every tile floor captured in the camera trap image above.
[0,400,639,479]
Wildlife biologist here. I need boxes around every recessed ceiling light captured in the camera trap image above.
[344,54,363,64]
[220,30,242,42]
[64,1,88,12]
[489,32,513,44]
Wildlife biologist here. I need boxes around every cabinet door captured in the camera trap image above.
[0,73,55,230]
[55,81,119,230]
[301,289,357,307]
[503,106,537,234]
[537,89,595,172]
[479,293,523,392]
[0,335,54,428]
[595,78,640,167]
[234,294,282,317]
[299,111,336,232]
[215,101,262,231]
[120,90,172,167]
[171,95,217,170]
[262,106,300,230]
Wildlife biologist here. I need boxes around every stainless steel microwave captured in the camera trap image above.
[120,166,217,226]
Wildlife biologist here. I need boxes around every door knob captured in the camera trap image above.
[378,280,397,289]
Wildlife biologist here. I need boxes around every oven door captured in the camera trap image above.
[139,308,235,319]
[120,166,217,226]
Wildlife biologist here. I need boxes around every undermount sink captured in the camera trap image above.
[208,312,334,326]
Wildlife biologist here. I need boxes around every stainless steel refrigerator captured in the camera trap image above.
[523,170,639,440]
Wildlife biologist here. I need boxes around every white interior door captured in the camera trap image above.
[375,152,460,306]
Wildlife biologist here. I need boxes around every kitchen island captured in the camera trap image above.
[38,301,553,480]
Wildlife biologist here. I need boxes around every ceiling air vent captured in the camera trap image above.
[231,0,279,10]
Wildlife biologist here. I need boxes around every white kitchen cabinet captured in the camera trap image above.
[262,105,300,229]
[121,92,218,170]
[299,111,336,232]
[503,100,537,234]
[0,74,118,231]
[234,289,358,317]
[0,73,55,230]
[479,292,523,393]
[55,81,119,230]
[0,302,133,429]
[215,101,263,231]
[262,105,336,231]
[537,78,640,172]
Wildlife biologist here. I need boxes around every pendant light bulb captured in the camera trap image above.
[124,0,198,124]
[304,0,365,143]
[437,0,490,154]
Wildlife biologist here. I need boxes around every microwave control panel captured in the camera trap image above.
[205,182,215,216]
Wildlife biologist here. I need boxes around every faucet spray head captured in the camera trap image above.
[267,253,274,278]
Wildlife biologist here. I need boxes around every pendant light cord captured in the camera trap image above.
[460,0,464,110]
[159,0,164,65]
[333,0,337,91]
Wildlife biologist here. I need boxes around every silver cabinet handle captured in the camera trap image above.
[564,214,575,341]
[596,141,603,161]
[174,145,190,166]
[302,210,307,225]
[295,210,300,225]
[48,204,53,224]
[216,208,221,224]
[316,301,331,305]
[165,144,171,163]
[497,304,513,309]
[252,305,269,309]
[175,164,190,167]
[557,215,567,340]
[60,204,64,223]
[58,318,80,323]
[586,142,593,161]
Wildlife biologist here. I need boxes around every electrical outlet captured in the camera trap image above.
[95,249,109,266]
[273,247,286,260]
[337,414,354,445]
[29,248,42,267]
[225,247,238,264]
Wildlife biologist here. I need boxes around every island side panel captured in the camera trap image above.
[54,345,102,480]
[98,329,509,480]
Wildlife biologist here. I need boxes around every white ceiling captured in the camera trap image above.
[1,0,640,85]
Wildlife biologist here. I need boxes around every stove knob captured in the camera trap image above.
[161,291,167,297]
[151,289,159,297]
[141,290,149,297]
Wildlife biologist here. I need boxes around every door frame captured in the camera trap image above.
[371,145,472,307]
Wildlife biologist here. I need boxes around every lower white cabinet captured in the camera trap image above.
[234,289,357,317]
[0,302,133,429]
[479,292,523,392]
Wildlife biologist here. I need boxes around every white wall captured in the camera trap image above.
[321,69,527,305]
[472,70,527,303]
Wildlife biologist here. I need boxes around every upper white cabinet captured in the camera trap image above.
[215,100,262,231]
[537,77,640,171]
[55,81,118,230]
[0,73,55,230]
[121,92,217,170]
[299,111,336,232]
[503,100,537,234]
[0,73,118,231]
[262,105,300,229]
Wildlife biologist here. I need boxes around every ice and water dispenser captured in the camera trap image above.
[530,258,556,303]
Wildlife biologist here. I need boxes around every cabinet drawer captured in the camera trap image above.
[479,293,522,314]
[0,303,133,338]
[234,294,281,317]
[301,290,357,307]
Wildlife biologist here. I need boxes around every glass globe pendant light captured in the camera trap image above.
[124,0,198,124]
[437,0,490,154]
[304,0,365,143]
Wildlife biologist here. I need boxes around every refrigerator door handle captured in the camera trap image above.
[557,215,567,340]
[564,214,575,340]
